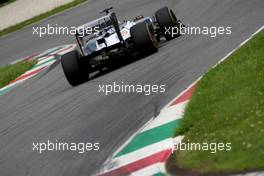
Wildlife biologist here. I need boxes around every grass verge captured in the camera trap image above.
[0,59,37,89]
[0,0,16,8]
[167,30,264,174]
[0,0,87,37]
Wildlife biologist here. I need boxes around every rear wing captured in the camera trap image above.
[75,15,114,55]
[75,15,112,38]
[75,12,124,55]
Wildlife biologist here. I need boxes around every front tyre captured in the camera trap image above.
[130,22,158,55]
[61,50,89,86]
[155,7,180,40]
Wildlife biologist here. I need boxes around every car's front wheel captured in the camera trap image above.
[130,21,158,55]
[61,50,89,86]
[155,7,180,40]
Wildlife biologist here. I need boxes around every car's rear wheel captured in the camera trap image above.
[61,50,89,86]
[155,6,180,40]
[130,21,158,55]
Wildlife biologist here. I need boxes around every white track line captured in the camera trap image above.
[130,163,164,176]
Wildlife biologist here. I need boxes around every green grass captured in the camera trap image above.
[168,30,264,174]
[0,0,87,37]
[0,59,37,89]
[0,0,16,8]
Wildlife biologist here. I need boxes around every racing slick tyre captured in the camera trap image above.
[130,21,158,55]
[61,50,89,86]
[155,6,180,40]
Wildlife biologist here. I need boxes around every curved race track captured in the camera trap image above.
[0,0,263,175]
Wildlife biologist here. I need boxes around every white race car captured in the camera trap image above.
[61,6,182,86]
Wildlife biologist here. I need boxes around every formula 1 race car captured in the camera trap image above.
[61,6,182,86]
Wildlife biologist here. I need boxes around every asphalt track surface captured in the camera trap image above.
[0,0,263,175]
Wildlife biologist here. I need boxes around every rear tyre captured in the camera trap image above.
[130,22,158,55]
[61,50,89,86]
[155,7,180,40]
